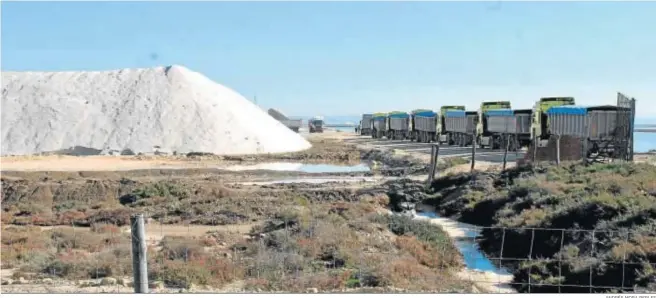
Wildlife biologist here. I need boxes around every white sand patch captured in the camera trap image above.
[1,65,311,156]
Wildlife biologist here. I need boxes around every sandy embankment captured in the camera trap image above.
[0,155,236,172]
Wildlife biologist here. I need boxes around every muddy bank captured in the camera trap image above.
[385,162,656,293]
[1,143,420,228]
[360,148,429,177]
[1,172,391,227]
[0,146,407,180]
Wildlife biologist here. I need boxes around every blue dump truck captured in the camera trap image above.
[475,108,530,151]
[531,97,577,143]
[440,109,478,146]
[437,105,465,145]
[546,105,632,157]
[386,111,410,140]
[359,114,373,136]
[371,112,388,139]
[475,101,512,149]
[410,109,438,143]
[513,109,533,148]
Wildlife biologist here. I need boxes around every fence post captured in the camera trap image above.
[470,135,476,172]
[556,135,561,165]
[427,144,440,187]
[131,214,148,293]
[532,136,538,164]
[503,134,510,170]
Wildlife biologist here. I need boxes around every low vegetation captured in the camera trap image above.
[423,161,656,293]
[1,180,471,293]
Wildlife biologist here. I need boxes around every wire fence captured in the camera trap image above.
[2,214,654,294]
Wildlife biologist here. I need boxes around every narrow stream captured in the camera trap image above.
[416,211,510,275]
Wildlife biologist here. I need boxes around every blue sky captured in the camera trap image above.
[2,1,655,120]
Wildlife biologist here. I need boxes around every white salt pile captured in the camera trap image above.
[1,65,312,156]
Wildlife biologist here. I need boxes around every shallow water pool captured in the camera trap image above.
[225,162,370,173]
[418,211,509,275]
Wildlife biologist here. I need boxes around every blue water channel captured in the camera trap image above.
[418,211,510,275]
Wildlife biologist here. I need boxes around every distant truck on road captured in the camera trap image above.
[546,104,631,157]
[309,116,324,133]
[280,119,303,133]
[437,105,466,145]
[475,101,513,149]
[371,112,388,139]
[268,108,302,133]
[386,111,410,140]
[444,110,477,146]
[531,97,577,145]
[360,114,373,136]
[410,109,438,143]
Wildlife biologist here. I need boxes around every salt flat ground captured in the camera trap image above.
[0,129,518,172]
[3,129,651,172]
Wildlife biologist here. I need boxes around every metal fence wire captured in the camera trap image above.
[2,215,654,294]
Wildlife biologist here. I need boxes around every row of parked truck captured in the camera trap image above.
[359,97,632,153]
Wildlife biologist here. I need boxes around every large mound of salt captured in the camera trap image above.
[1,65,312,156]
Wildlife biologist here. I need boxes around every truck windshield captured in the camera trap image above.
[541,97,574,103]
[483,103,510,109]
